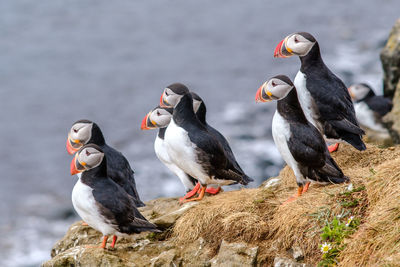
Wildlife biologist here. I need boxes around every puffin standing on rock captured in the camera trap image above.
[70,144,160,249]
[348,83,393,133]
[256,75,349,203]
[66,120,145,207]
[274,32,366,153]
[141,106,207,201]
[162,92,253,202]
[160,83,251,190]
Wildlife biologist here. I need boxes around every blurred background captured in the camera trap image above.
[0,0,399,266]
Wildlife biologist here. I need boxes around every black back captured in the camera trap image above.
[277,89,348,185]
[80,155,159,234]
[299,43,366,151]
[86,122,145,207]
[363,95,393,117]
[173,93,251,185]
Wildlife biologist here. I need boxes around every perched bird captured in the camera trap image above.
[66,120,145,207]
[274,32,366,152]
[70,144,159,249]
[162,92,252,202]
[348,83,393,133]
[141,105,221,202]
[256,75,349,202]
[160,83,251,184]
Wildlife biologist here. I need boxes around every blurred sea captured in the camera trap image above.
[0,0,399,266]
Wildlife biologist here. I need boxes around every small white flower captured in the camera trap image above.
[336,214,343,219]
[346,216,355,227]
[346,183,353,191]
[320,242,332,254]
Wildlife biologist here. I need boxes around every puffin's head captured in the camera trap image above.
[66,120,94,155]
[141,106,173,130]
[70,144,105,175]
[189,92,204,114]
[159,83,189,108]
[274,32,316,58]
[348,83,374,101]
[255,75,294,102]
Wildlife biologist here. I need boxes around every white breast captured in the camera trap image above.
[72,179,117,236]
[272,111,306,185]
[164,119,210,185]
[154,135,196,191]
[294,71,322,133]
[354,102,388,133]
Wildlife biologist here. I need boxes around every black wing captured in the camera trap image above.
[305,67,366,150]
[103,145,145,207]
[288,122,347,184]
[92,178,158,234]
[365,96,393,117]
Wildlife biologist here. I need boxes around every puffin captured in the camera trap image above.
[160,83,251,184]
[255,75,349,202]
[162,92,253,202]
[70,144,159,249]
[66,119,145,207]
[141,105,221,202]
[348,83,393,133]
[274,32,366,153]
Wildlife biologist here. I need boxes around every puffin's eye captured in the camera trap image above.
[156,111,161,116]
[86,150,91,156]
[73,128,78,133]
[165,91,169,96]
[271,81,276,87]
[294,37,299,43]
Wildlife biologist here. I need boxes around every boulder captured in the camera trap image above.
[383,80,400,143]
[210,240,258,267]
[380,18,400,98]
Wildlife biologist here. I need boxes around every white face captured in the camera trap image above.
[76,146,104,171]
[69,122,93,147]
[162,87,184,108]
[192,99,202,113]
[261,77,293,101]
[285,33,316,56]
[149,108,173,127]
[348,84,371,101]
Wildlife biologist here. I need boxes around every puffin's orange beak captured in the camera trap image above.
[274,37,293,58]
[141,112,156,130]
[70,155,80,175]
[159,92,171,108]
[348,87,355,99]
[255,85,263,103]
[66,137,79,155]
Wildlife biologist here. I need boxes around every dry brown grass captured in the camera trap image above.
[171,143,400,266]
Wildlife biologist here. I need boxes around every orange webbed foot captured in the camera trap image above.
[328,143,339,153]
[179,183,201,203]
[85,236,108,249]
[181,186,207,203]
[282,186,303,205]
[205,186,221,195]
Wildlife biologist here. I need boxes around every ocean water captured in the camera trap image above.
[0,0,398,265]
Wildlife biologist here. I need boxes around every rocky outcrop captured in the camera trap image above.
[380,18,400,98]
[381,19,400,143]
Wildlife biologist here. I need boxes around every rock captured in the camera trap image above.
[210,240,258,267]
[383,80,400,144]
[273,257,313,267]
[152,202,199,229]
[150,249,182,267]
[380,18,400,98]
[290,246,304,261]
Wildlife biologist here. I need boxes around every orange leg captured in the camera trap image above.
[110,235,117,249]
[81,221,88,226]
[302,182,311,194]
[282,186,303,205]
[328,143,339,153]
[181,186,207,203]
[205,186,222,195]
[86,235,108,249]
[179,183,201,202]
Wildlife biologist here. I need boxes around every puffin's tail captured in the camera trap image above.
[241,174,254,185]
[308,154,349,184]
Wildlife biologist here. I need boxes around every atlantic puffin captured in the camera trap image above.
[160,83,251,184]
[163,92,252,202]
[256,75,349,202]
[66,120,145,207]
[141,105,221,201]
[70,144,159,249]
[348,83,393,133]
[274,32,366,153]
